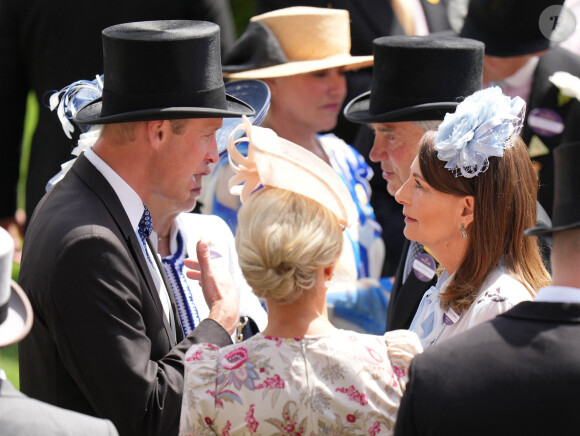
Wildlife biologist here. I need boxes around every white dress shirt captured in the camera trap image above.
[84,148,173,325]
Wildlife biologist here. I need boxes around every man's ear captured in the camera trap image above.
[147,120,168,149]
[461,195,475,227]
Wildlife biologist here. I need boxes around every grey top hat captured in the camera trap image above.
[526,142,580,236]
[344,35,484,124]
[75,20,255,125]
[0,228,33,348]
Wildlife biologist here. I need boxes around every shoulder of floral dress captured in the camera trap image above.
[184,342,222,364]
[384,330,423,361]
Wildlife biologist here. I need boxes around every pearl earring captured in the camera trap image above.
[460,223,468,239]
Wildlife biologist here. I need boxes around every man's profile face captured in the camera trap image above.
[152,118,221,204]
[369,121,424,196]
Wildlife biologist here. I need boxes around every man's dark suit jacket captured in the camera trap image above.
[0,378,118,435]
[18,154,232,436]
[394,300,580,435]
[386,239,437,331]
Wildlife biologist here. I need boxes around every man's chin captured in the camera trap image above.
[385,183,400,198]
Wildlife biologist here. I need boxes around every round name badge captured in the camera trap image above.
[527,108,564,137]
[412,253,436,282]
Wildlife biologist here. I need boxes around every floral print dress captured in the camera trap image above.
[179,330,421,436]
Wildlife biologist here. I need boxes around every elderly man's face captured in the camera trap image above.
[369,122,424,196]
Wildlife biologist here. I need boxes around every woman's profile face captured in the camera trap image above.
[268,67,347,133]
[395,157,471,251]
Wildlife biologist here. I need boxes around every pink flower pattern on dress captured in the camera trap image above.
[180,331,420,435]
[335,385,369,406]
[245,404,259,433]
[217,348,260,391]
[368,421,382,435]
[393,365,405,380]
[255,374,285,390]
[220,421,231,436]
[221,348,249,370]
[185,348,204,362]
[264,335,284,347]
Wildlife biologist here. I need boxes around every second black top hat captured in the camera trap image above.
[344,35,484,124]
[458,0,567,57]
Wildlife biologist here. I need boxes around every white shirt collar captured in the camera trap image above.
[84,148,144,231]
[534,286,580,303]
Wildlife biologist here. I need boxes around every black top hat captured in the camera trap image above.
[458,0,566,57]
[344,35,484,124]
[75,20,255,125]
[526,142,580,236]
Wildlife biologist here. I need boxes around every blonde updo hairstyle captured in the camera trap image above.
[235,187,343,304]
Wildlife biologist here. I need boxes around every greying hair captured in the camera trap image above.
[413,120,442,132]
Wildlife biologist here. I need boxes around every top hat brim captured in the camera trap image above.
[223,55,373,80]
[75,93,255,125]
[216,79,271,156]
[0,280,33,348]
[344,91,459,124]
[524,220,580,236]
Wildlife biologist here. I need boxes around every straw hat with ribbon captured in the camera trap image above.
[222,6,373,79]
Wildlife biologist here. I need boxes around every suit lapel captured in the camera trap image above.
[72,154,179,345]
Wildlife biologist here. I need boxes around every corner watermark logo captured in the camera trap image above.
[539,5,576,42]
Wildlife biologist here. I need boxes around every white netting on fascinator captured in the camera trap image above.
[227,116,358,228]
[434,86,526,178]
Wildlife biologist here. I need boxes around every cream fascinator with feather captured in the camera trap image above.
[227,116,358,229]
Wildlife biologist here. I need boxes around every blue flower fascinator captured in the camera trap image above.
[434,86,526,178]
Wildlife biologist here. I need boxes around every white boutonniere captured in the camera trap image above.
[549,71,580,106]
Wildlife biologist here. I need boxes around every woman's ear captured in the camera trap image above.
[461,195,475,227]
[323,263,335,281]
